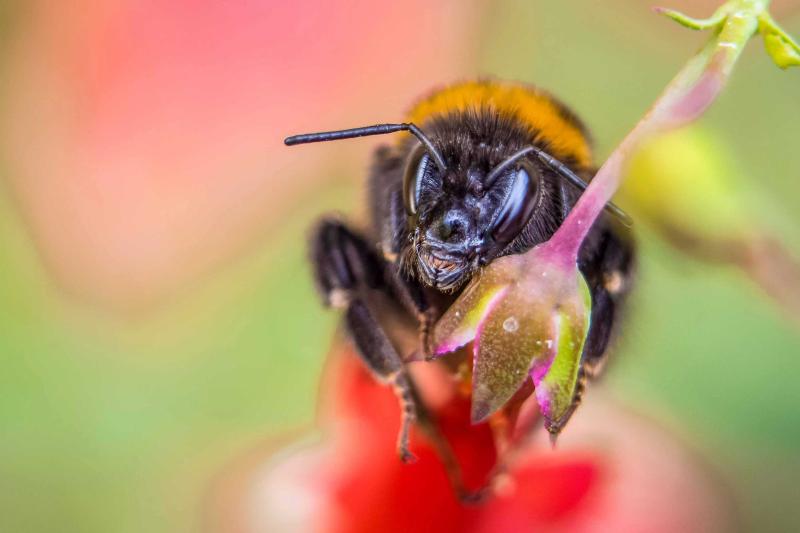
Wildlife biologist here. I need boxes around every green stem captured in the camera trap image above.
[549,0,771,259]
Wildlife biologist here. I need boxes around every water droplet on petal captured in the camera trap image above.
[503,316,519,333]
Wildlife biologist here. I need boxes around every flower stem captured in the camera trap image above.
[548,0,777,260]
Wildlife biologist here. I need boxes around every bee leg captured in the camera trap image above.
[310,218,419,462]
[579,227,636,382]
[345,299,419,462]
[311,218,477,495]
[374,179,436,353]
[342,281,477,499]
[383,267,437,359]
[310,217,383,305]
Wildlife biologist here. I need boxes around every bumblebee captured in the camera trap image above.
[286,80,634,465]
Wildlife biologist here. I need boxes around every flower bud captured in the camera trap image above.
[620,127,749,247]
[432,245,591,434]
[621,126,800,323]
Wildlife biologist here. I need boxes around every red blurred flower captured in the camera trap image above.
[212,342,736,533]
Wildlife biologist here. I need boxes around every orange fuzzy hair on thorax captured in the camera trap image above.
[405,80,593,169]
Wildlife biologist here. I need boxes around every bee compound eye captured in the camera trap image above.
[402,145,431,216]
[488,162,541,246]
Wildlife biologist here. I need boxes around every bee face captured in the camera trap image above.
[401,114,549,291]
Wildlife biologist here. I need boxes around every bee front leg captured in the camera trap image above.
[375,185,436,356]
[383,268,437,360]
[310,217,420,462]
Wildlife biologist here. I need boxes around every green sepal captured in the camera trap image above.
[760,14,800,70]
[655,6,727,31]
[535,274,591,434]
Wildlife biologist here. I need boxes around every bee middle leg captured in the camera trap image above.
[581,226,636,377]
[310,217,423,462]
[311,218,484,499]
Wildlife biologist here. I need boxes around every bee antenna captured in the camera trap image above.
[532,147,633,227]
[486,146,633,227]
[484,146,537,188]
[284,123,447,172]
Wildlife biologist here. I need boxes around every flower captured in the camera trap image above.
[430,244,591,436]
[211,343,735,533]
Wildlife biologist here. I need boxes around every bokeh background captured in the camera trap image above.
[0,1,798,532]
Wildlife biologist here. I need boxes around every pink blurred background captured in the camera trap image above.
[0,1,798,532]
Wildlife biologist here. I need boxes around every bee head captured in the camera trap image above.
[284,110,629,293]
[399,112,556,291]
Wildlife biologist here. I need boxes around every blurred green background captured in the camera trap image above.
[0,1,798,532]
